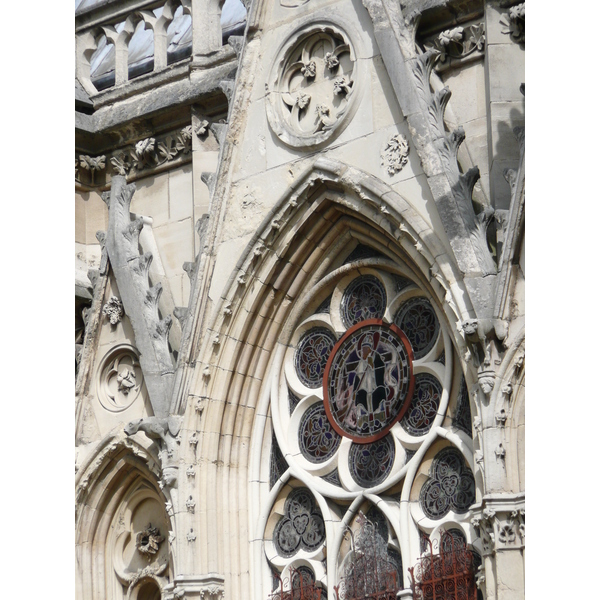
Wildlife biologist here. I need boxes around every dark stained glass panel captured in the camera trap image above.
[340,275,387,328]
[401,373,442,436]
[395,297,440,360]
[273,488,326,556]
[348,435,395,487]
[419,447,476,520]
[299,403,342,463]
[295,328,337,388]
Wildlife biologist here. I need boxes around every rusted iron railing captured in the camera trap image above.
[409,531,477,600]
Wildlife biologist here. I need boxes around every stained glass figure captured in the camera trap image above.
[340,275,387,328]
[324,320,414,442]
[299,403,342,463]
[273,488,326,557]
[401,373,442,436]
[295,328,337,388]
[419,447,476,520]
[394,297,440,360]
[348,435,395,487]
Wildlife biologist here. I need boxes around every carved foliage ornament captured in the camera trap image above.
[424,23,486,71]
[500,3,525,44]
[102,295,124,324]
[110,124,207,176]
[381,133,410,175]
[267,24,358,148]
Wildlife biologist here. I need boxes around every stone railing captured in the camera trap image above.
[76,0,229,96]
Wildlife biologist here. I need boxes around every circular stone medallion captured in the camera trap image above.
[266,24,358,148]
[323,319,415,442]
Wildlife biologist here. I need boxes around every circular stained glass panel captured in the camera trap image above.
[348,435,395,487]
[394,298,440,360]
[400,373,442,436]
[324,320,414,442]
[299,403,342,463]
[295,328,337,388]
[341,275,387,328]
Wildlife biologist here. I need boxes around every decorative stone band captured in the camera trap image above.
[470,495,525,556]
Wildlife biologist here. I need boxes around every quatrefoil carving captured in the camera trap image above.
[267,25,358,148]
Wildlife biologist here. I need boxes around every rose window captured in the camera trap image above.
[282,268,453,491]
[268,256,478,595]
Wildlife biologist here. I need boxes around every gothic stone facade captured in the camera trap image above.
[75,1,525,599]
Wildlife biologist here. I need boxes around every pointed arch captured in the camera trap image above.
[183,159,481,599]
[76,432,173,600]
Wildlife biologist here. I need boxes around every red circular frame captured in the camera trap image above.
[322,319,415,444]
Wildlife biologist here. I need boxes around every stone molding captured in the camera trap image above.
[166,574,225,600]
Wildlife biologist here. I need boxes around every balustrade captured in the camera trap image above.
[76,0,243,96]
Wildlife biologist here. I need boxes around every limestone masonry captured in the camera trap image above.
[75,1,524,599]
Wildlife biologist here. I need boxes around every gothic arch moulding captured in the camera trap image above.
[76,433,173,600]
[181,159,482,599]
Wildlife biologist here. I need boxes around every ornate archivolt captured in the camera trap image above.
[76,433,173,600]
[178,158,490,599]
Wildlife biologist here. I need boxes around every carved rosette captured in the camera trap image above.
[136,523,165,557]
[97,345,143,412]
[267,24,359,148]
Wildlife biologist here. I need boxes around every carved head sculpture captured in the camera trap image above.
[124,418,144,436]
[461,319,479,338]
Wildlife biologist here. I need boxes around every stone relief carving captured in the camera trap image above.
[78,154,106,185]
[97,346,143,412]
[102,295,124,324]
[500,3,525,44]
[266,24,358,148]
[424,23,485,72]
[109,124,202,177]
[186,495,196,513]
[125,416,183,489]
[136,523,165,557]
[381,133,410,175]
[187,528,197,542]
